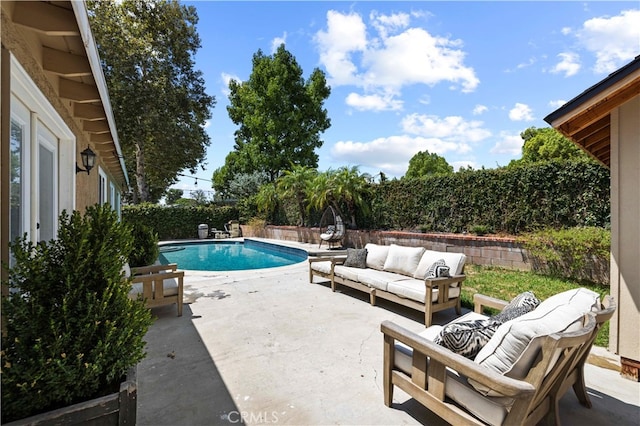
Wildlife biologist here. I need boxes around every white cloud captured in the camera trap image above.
[490,132,523,156]
[401,114,491,143]
[331,135,462,177]
[220,72,241,96]
[271,32,287,53]
[561,27,572,35]
[548,99,566,109]
[551,52,581,77]
[576,9,640,74]
[314,10,479,99]
[345,92,403,111]
[473,104,488,115]
[313,11,367,86]
[329,113,491,177]
[509,103,534,121]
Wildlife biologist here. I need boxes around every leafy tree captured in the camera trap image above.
[277,165,317,226]
[191,189,209,205]
[404,150,453,179]
[88,0,215,203]
[164,188,183,205]
[219,44,331,186]
[513,127,589,165]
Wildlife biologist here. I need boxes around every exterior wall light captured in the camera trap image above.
[76,146,97,175]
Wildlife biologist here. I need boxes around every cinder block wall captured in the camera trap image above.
[242,225,531,271]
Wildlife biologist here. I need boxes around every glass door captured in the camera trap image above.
[37,125,58,242]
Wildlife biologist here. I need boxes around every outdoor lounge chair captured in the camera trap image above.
[381,289,614,425]
[127,263,184,316]
[318,206,345,249]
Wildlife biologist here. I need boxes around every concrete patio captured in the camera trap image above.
[136,242,640,425]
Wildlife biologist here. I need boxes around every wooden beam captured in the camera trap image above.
[59,78,100,103]
[83,120,110,134]
[572,115,610,142]
[74,103,105,120]
[563,81,640,136]
[13,2,79,36]
[581,126,610,150]
[90,133,113,143]
[43,47,91,77]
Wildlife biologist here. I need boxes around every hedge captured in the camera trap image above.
[122,204,239,240]
[367,159,609,234]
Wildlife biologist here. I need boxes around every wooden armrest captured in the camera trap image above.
[424,274,466,287]
[131,270,184,283]
[131,263,178,275]
[473,293,509,314]
[331,256,347,265]
[381,320,536,398]
[308,256,338,263]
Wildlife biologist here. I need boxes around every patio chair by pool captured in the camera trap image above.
[319,206,345,249]
[126,263,184,316]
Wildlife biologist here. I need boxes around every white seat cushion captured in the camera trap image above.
[387,278,461,303]
[383,245,425,276]
[355,268,407,291]
[129,277,179,299]
[310,260,333,275]
[332,265,360,283]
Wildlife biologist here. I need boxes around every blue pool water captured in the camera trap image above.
[158,239,308,271]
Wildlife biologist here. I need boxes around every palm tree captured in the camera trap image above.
[255,183,279,223]
[307,166,370,229]
[330,166,370,228]
[277,165,317,226]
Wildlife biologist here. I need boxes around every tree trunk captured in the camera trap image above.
[136,143,150,203]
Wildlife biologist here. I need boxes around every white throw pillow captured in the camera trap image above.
[382,244,425,277]
[470,287,599,395]
[364,243,390,270]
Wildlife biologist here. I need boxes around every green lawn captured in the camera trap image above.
[461,265,611,347]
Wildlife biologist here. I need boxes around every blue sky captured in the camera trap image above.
[173,1,639,196]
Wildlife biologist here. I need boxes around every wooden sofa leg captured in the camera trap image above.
[383,334,394,407]
[425,303,433,327]
[455,297,462,315]
[370,289,377,306]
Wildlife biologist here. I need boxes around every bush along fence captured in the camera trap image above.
[122,204,239,240]
[365,159,610,234]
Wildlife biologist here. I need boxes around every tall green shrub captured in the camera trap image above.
[1,205,153,422]
[129,223,160,267]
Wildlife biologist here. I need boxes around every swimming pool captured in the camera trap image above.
[158,239,308,271]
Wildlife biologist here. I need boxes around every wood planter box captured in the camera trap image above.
[4,367,137,426]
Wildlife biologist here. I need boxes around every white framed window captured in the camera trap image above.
[98,167,108,205]
[10,55,74,243]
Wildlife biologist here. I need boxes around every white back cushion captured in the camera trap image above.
[414,250,467,278]
[364,243,390,270]
[470,288,599,395]
[383,244,425,277]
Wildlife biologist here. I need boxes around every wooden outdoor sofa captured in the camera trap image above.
[309,243,466,326]
[381,288,616,425]
[125,263,184,316]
